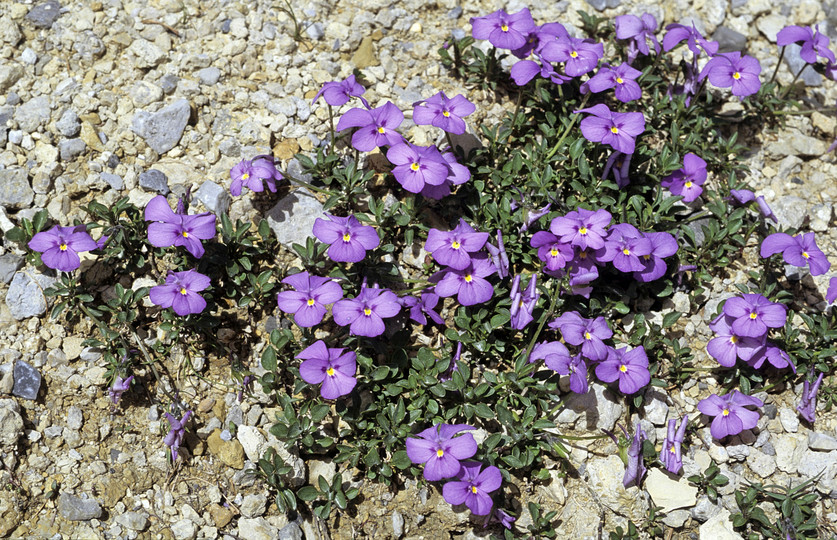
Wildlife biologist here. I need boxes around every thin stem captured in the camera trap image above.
[130,328,184,409]
[327,105,335,156]
[284,174,340,198]
[779,63,806,101]
[769,46,786,84]
[545,93,590,161]
[523,277,563,361]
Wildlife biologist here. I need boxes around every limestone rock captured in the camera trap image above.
[645,468,698,513]
[207,429,245,469]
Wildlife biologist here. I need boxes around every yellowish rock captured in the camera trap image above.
[352,36,378,69]
[207,429,246,469]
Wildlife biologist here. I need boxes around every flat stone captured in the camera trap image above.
[171,518,197,540]
[26,1,63,28]
[139,169,170,195]
[198,67,221,85]
[770,196,807,230]
[128,39,166,69]
[237,517,279,540]
[0,64,23,93]
[808,432,837,452]
[0,399,24,448]
[585,0,621,10]
[66,406,83,430]
[279,521,304,540]
[194,180,230,215]
[352,36,379,68]
[56,109,81,137]
[6,271,56,320]
[15,96,51,133]
[642,389,669,426]
[266,188,324,248]
[747,450,776,478]
[699,508,743,539]
[237,425,266,463]
[0,254,23,284]
[586,455,649,521]
[58,138,86,161]
[240,493,267,518]
[646,468,697,512]
[115,511,148,531]
[131,99,191,155]
[130,81,164,108]
[784,43,822,86]
[562,382,623,431]
[779,406,800,433]
[207,429,245,469]
[0,168,34,209]
[713,26,747,53]
[208,504,233,528]
[58,493,102,521]
[100,172,124,191]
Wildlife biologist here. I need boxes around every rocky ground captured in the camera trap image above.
[0,0,836,539]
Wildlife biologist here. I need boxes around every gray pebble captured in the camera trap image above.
[100,172,124,191]
[56,109,81,137]
[7,130,22,145]
[392,510,404,537]
[713,26,747,53]
[219,138,241,157]
[771,196,807,229]
[278,521,303,540]
[306,22,324,41]
[116,511,149,531]
[25,0,63,29]
[138,169,169,195]
[0,254,23,284]
[194,180,230,215]
[159,74,179,94]
[585,0,621,11]
[44,425,63,439]
[58,138,86,161]
[784,43,822,86]
[15,95,51,133]
[59,493,102,521]
[5,271,54,320]
[21,48,37,65]
[6,92,20,106]
[198,66,221,85]
[131,98,191,155]
[448,6,463,19]
[266,188,325,248]
[12,360,41,400]
[67,406,83,430]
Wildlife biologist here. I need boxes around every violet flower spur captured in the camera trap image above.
[442,461,503,516]
[149,269,211,316]
[144,195,217,259]
[707,314,765,367]
[405,424,477,481]
[827,277,837,303]
[163,410,192,461]
[28,224,98,272]
[529,340,571,365]
[575,104,645,154]
[660,416,688,475]
[531,231,574,272]
[797,371,825,423]
[623,423,647,488]
[331,287,400,337]
[276,271,343,327]
[661,153,708,203]
[596,223,653,273]
[336,101,404,152]
[596,346,650,394]
[109,375,134,406]
[601,151,632,188]
[313,213,380,263]
[432,256,497,306]
[633,231,678,282]
[485,229,509,279]
[509,274,539,330]
[747,344,795,372]
[296,340,357,400]
[699,52,762,98]
[722,294,787,338]
[549,207,612,250]
[697,391,763,439]
[760,232,831,276]
[387,142,450,194]
[229,155,283,196]
[312,74,366,107]
[586,63,643,103]
[425,219,489,270]
[470,8,535,50]
[614,13,661,63]
[412,92,476,135]
[776,25,836,64]
[549,311,612,361]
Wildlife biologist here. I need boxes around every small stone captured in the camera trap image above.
[642,389,669,426]
[6,271,56,320]
[59,138,87,161]
[171,518,197,540]
[240,493,267,518]
[67,406,83,430]
[131,99,191,155]
[80,122,105,152]
[115,512,148,531]
[238,517,279,540]
[198,67,221,85]
[266,188,325,248]
[21,48,37,64]
[0,399,24,448]
[0,64,23,93]
[58,493,103,521]
[352,36,379,68]
[194,181,230,215]
[207,429,246,469]
[646,468,698,512]
[100,173,124,191]
[585,0,621,11]
[0,254,23,284]
[779,406,799,433]
[713,25,748,52]
[699,508,744,539]
[769,196,807,230]
[747,450,776,478]
[128,39,166,69]
[808,432,837,451]
[159,74,179,94]
[305,22,324,41]
[208,504,233,528]
[139,169,170,195]
[662,509,691,528]
[56,109,81,137]
[0,16,22,45]
[130,81,164,108]
[0,168,34,210]
[391,510,404,538]
[26,1,63,28]
[278,521,303,540]
[237,425,267,463]
[809,203,832,232]
[15,96,51,133]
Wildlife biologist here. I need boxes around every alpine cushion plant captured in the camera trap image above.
[442,461,503,515]
[575,104,646,154]
[144,195,217,259]
[530,231,574,272]
[405,424,477,481]
[698,391,764,440]
[108,375,134,406]
[595,346,651,394]
[596,223,653,273]
[296,340,357,400]
[276,271,343,327]
[425,219,490,270]
[331,286,400,337]
[699,52,762,98]
[661,153,708,203]
[400,290,445,326]
[412,91,476,135]
[722,294,787,338]
[28,224,98,272]
[149,269,211,316]
[229,156,283,196]
[539,35,604,77]
[313,213,380,263]
[336,101,404,152]
[760,232,831,276]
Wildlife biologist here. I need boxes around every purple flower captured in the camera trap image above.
[756,196,777,222]
[401,290,445,326]
[387,142,450,194]
[332,287,400,337]
[776,25,836,64]
[433,256,496,306]
[163,410,192,461]
[722,294,787,338]
[661,153,707,203]
[540,35,604,77]
[797,371,824,423]
[601,151,632,188]
[562,247,602,297]
[707,314,765,367]
[412,92,476,135]
[549,311,612,361]
[297,340,357,399]
[697,391,763,439]
[442,461,502,515]
[530,340,570,365]
[336,102,404,152]
[109,375,134,405]
[313,214,380,263]
[470,8,535,50]
[550,207,612,250]
[509,274,539,330]
[575,104,645,154]
[586,63,643,102]
[660,416,688,475]
[727,190,778,221]
[747,344,795,372]
[487,508,516,529]
[149,269,211,316]
[276,271,343,327]
[615,14,661,63]
[144,195,217,259]
[548,353,589,394]
[229,155,282,196]
[633,231,678,282]
[485,229,509,279]
[510,57,572,86]
[623,423,647,488]
[419,151,471,200]
[28,225,98,272]
[406,424,477,481]
[425,219,489,270]
[596,346,650,394]
[312,74,366,107]
[663,23,719,57]
[827,277,837,304]
[597,223,653,273]
[531,231,574,272]
[699,52,762,97]
[760,232,831,276]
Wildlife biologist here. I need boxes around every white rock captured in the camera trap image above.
[237,425,267,463]
[645,468,698,513]
[699,508,743,539]
[779,406,799,433]
[808,432,837,452]
[586,456,649,522]
[237,517,279,540]
[171,518,196,540]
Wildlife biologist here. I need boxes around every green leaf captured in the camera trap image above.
[662,311,681,328]
[296,486,319,502]
[391,450,411,470]
[261,346,277,372]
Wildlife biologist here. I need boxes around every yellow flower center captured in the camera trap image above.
[180,288,187,295]
[307,298,315,306]
[732,72,741,80]
[584,331,591,340]
[685,181,693,188]
[722,408,730,416]
[327,367,335,376]
[579,251,588,259]
[377,126,385,133]
[578,227,588,235]
[669,445,676,454]
[181,231,189,238]
[242,173,250,180]
[610,126,619,134]
[501,24,509,32]
[363,308,372,316]
[749,312,758,319]
[471,486,478,493]
[570,51,578,58]
[464,274,473,283]
[642,254,650,260]
[59,243,68,251]
[436,449,444,457]
[802,251,810,259]
[343,233,351,242]
[619,364,628,373]
[442,111,450,117]
[410,162,420,171]
[616,77,624,84]
[451,240,461,249]
[622,248,630,255]
[730,335,738,344]
[550,248,558,257]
